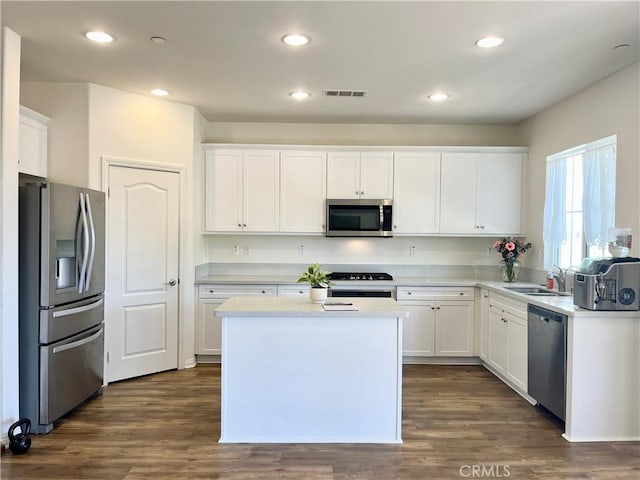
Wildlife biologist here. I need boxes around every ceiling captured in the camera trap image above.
[2,1,639,125]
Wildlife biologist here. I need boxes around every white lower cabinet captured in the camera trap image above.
[479,288,490,361]
[196,285,276,355]
[486,293,528,391]
[397,287,474,358]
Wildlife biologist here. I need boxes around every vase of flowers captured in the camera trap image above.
[492,237,532,282]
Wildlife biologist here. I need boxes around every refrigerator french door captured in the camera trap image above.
[19,181,106,433]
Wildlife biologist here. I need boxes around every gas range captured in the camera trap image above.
[327,272,395,298]
[328,272,394,281]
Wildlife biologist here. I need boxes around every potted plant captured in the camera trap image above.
[297,263,333,303]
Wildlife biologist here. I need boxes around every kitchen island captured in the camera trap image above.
[215,296,408,443]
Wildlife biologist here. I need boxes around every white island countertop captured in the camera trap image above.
[215,296,409,318]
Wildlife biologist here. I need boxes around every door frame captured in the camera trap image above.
[101,155,195,385]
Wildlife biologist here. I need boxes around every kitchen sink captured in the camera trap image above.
[505,286,571,297]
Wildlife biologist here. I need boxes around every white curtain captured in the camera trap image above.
[543,157,567,247]
[582,144,616,246]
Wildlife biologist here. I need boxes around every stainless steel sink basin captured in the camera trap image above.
[505,286,571,297]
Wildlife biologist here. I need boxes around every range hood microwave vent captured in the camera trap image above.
[323,89,368,97]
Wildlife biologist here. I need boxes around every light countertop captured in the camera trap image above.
[215,296,409,318]
[198,274,640,319]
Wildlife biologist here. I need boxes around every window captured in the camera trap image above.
[543,135,616,270]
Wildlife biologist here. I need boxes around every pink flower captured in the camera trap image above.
[505,242,516,251]
[492,241,501,249]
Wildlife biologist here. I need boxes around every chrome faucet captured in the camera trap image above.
[552,265,567,292]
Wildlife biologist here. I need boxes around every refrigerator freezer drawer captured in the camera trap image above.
[40,295,104,344]
[39,324,104,426]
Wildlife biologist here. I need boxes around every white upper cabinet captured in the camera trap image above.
[393,152,441,234]
[19,106,49,178]
[204,149,279,232]
[440,152,522,235]
[327,151,393,199]
[477,152,522,235]
[279,150,327,233]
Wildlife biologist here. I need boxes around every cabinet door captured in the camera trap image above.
[197,300,223,355]
[359,152,394,199]
[435,301,474,356]
[400,303,436,357]
[280,150,327,233]
[506,314,528,391]
[439,153,478,233]
[327,152,360,198]
[204,149,243,232]
[487,305,508,374]
[479,289,490,361]
[19,107,49,178]
[243,150,280,232]
[393,152,440,234]
[477,153,522,234]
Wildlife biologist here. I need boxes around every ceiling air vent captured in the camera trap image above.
[323,89,368,98]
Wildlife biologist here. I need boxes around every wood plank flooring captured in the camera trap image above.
[2,365,639,480]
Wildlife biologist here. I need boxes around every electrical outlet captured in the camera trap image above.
[487,247,493,257]
[536,248,541,260]
[232,245,240,255]
[243,246,249,255]
[410,246,416,257]
[298,245,305,255]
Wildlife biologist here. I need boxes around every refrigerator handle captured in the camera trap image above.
[52,326,103,354]
[52,297,104,318]
[77,193,90,293]
[84,193,96,292]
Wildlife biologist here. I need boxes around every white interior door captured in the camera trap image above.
[106,165,180,382]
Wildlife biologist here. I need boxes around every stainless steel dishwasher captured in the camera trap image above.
[527,304,567,421]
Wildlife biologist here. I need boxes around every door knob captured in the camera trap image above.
[167,279,177,287]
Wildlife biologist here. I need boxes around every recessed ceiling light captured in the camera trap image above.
[428,93,449,102]
[476,36,504,48]
[85,31,115,44]
[150,89,170,97]
[290,91,310,100]
[282,34,310,46]
[150,36,167,44]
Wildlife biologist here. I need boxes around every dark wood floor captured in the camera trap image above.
[2,364,639,480]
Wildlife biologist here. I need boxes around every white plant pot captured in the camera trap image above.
[309,287,328,304]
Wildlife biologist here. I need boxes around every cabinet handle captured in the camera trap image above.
[431,307,435,310]
[407,292,412,295]
[261,290,266,294]
[243,224,247,227]
[459,292,464,295]
[237,223,242,227]
[437,306,440,310]
[393,225,398,229]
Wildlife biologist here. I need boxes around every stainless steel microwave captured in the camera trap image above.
[326,199,393,237]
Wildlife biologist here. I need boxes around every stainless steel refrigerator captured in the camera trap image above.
[19,181,105,433]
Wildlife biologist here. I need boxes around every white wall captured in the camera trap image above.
[517,62,640,270]
[206,122,520,146]
[0,27,21,446]
[206,235,501,269]
[87,84,199,369]
[20,82,89,187]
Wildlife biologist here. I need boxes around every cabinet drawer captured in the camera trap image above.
[396,286,474,301]
[488,292,527,319]
[277,285,310,297]
[198,284,276,299]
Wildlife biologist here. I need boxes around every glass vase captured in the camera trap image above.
[501,260,521,283]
